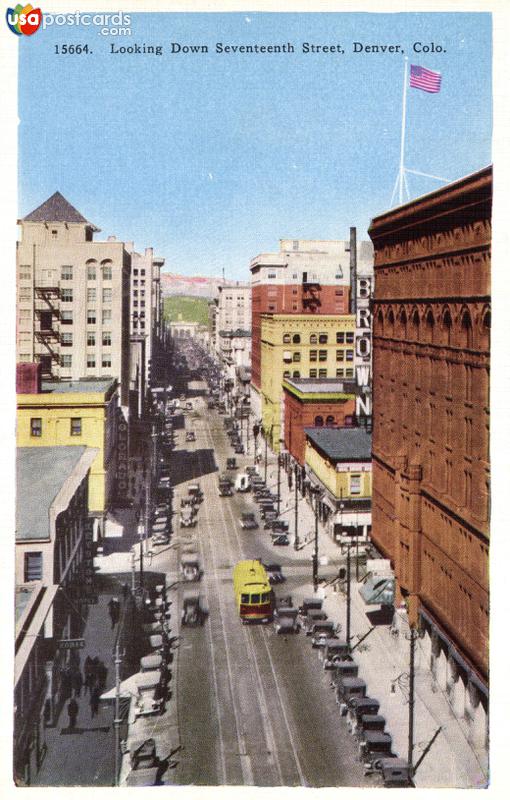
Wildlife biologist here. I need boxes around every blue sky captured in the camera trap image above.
[18,12,492,279]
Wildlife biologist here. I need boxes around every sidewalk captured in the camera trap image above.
[264,459,488,789]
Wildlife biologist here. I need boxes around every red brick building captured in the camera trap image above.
[369,167,490,719]
[283,378,357,464]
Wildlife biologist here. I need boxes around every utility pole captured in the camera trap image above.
[113,638,122,786]
[277,454,281,515]
[408,627,417,775]
[312,489,319,593]
[346,543,352,647]
[294,464,299,550]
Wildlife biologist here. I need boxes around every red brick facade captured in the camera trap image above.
[251,284,350,388]
[369,166,491,680]
[283,387,356,464]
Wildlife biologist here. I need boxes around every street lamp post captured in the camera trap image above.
[277,453,282,515]
[312,487,320,593]
[294,463,299,550]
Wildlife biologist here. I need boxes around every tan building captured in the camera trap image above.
[126,243,164,385]
[16,192,131,407]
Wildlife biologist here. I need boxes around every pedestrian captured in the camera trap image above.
[89,685,100,718]
[108,597,120,628]
[72,669,83,698]
[67,697,79,730]
[84,656,93,694]
[61,667,72,700]
[121,582,129,602]
[97,660,108,690]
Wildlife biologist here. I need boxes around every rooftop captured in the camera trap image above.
[16,446,87,541]
[284,378,357,396]
[39,378,116,395]
[21,191,99,230]
[304,427,372,461]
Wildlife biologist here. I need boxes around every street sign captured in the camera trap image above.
[58,638,85,650]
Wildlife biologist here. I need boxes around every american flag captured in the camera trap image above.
[410,64,442,93]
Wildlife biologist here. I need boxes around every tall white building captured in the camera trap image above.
[16,192,131,406]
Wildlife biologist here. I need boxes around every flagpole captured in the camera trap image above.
[398,57,409,205]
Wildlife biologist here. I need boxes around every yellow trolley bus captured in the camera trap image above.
[233,560,273,623]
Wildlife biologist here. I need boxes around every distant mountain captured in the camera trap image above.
[160,273,224,298]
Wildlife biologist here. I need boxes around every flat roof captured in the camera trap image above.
[16,446,87,541]
[305,427,372,461]
[284,378,357,396]
[40,378,116,394]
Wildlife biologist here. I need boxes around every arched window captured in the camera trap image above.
[283,333,291,344]
[398,307,407,338]
[326,415,335,426]
[460,309,473,349]
[481,307,491,349]
[424,308,435,344]
[376,308,384,335]
[292,370,300,378]
[314,415,324,427]
[411,308,420,339]
[283,370,291,379]
[442,308,452,346]
[101,259,113,281]
[386,307,395,335]
[292,333,301,344]
[310,334,317,344]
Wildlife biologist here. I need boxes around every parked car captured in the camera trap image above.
[272,534,290,546]
[239,512,258,530]
[185,431,196,442]
[261,562,285,584]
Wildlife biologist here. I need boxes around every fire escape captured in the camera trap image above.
[302,271,321,311]
[34,285,61,378]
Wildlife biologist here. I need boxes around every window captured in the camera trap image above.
[241,593,249,604]
[133,290,138,297]
[133,269,138,276]
[61,289,73,302]
[87,309,96,324]
[102,356,112,368]
[102,331,112,347]
[87,332,95,346]
[310,334,317,344]
[140,290,145,298]
[292,371,300,378]
[30,418,42,437]
[335,289,344,296]
[61,265,73,280]
[336,350,344,362]
[61,332,73,347]
[51,229,58,239]
[133,300,138,307]
[309,369,317,378]
[133,280,138,287]
[87,264,96,281]
[326,415,335,426]
[87,356,96,368]
[19,354,31,363]
[24,552,42,582]
[336,332,345,344]
[61,311,73,325]
[283,371,291,379]
[346,332,354,343]
[346,350,354,361]
[102,310,111,324]
[319,350,327,361]
[350,475,361,495]
[315,416,324,426]
[140,301,145,308]
[293,352,301,362]
[336,368,344,378]
[61,354,72,369]
[292,334,301,344]
[292,240,299,251]
[19,267,31,280]
[87,288,96,302]
[251,593,261,603]
[102,288,112,303]
[102,263,113,280]
[310,350,317,362]
[345,368,354,378]
[19,288,31,301]
[319,333,328,344]
[319,368,327,378]
[267,273,276,280]
[70,418,82,436]
[140,321,145,329]
[140,269,145,276]
[140,279,145,286]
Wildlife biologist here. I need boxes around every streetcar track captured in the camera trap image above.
[203,412,308,787]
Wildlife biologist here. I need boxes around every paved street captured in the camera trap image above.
[171,392,374,787]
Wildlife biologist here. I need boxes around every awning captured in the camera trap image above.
[101,673,139,701]
[359,576,395,606]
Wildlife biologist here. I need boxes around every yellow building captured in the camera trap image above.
[260,314,356,449]
[304,426,372,545]
[16,378,119,521]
